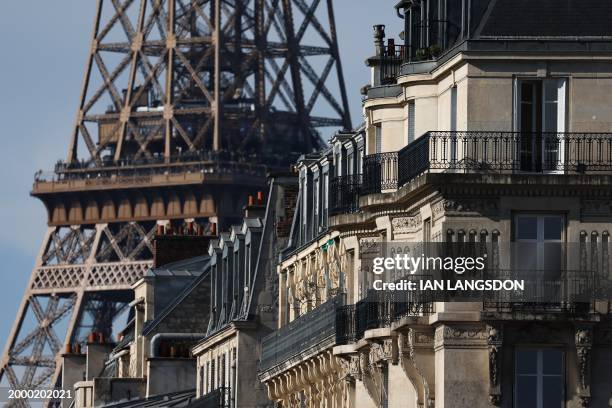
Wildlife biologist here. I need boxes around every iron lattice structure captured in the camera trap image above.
[68,0,351,165]
[0,0,351,406]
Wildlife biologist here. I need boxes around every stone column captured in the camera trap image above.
[434,324,490,408]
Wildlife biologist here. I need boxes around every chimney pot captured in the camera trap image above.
[248,195,254,206]
[374,25,386,56]
[257,191,264,205]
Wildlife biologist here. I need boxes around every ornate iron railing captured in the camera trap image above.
[330,174,362,215]
[260,295,345,371]
[334,132,612,210]
[483,269,596,315]
[379,44,406,84]
[336,289,433,345]
[363,152,399,194]
[402,131,612,191]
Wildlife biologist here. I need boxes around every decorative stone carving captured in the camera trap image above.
[398,329,435,408]
[392,214,422,235]
[434,325,488,350]
[443,198,499,214]
[431,200,445,220]
[487,324,504,405]
[575,326,593,408]
[431,198,499,220]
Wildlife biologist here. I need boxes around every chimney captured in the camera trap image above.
[374,25,386,56]
[244,191,266,219]
[153,225,213,268]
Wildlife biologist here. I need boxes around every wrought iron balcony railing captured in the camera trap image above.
[359,132,612,196]
[379,44,406,85]
[336,289,433,345]
[483,269,599,315]
[329,174,362,216]
[362,152,399,194]
[260,295,345,372]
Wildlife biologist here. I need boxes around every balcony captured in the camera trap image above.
[378,44,406,85]
[360,131,612,196]
[362,152,399,194]
[329,174,362,216]
[483,269,599,317]
[336,289,433,345]
[259,295,345,372]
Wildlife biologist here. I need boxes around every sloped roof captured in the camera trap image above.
[142,262,211,336]
[101,389,196,407]
[145,255,210,277]
[479,0,612,38]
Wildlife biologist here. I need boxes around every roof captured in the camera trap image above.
[479,0,612,38]
[145,255,210,277]
[142,262,211,336]
[100,389,197,408]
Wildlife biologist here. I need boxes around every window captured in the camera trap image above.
[514,215,563,275]
[199,366,205,396]
[375,124,382,153]
[322,171,329,228]
[515,79,567,172]
[313,174,319,234]
[450,86,457,163]
[450,86,457,132]
[515,348,564,408]
[424,218,431,242]
[407,100,416,144]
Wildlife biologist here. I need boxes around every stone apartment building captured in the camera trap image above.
[259,1,612,407]
[61,174,297,408]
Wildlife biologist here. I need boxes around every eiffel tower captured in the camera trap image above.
[0,0,351,405]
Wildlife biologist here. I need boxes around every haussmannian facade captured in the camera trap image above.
[259,1,612,407]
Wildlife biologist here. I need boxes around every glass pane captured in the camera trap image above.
[514,243,538,271]
[544,80,558,102]
[544,217,563,240]
[542,350,563,375]
[542,376,563,408]
[517,217,538,240]
[516,376,538,408]
[544,103,558,134]
[516,350,538,374]
[543,243,562,274]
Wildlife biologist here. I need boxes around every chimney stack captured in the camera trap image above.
[374,25,386,56]
[244,191,266,219]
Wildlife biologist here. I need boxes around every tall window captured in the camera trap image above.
[515,79,567,172]
[313,174,319,234]
[515,348,564,408]
[408,100,416,144]
[450,86,457,163]
[322,171,329,229]
[514,215,563,275]
[375,124,382,153]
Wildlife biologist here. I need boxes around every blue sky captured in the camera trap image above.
[0,1,402,343]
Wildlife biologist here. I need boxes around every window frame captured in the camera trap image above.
[513,347,565,408]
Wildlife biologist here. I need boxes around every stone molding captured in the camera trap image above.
[398,328,435,408]
[575,325,593,408]
[487,324,503,406]
[434,324,488,350]
[391,213,422,236]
